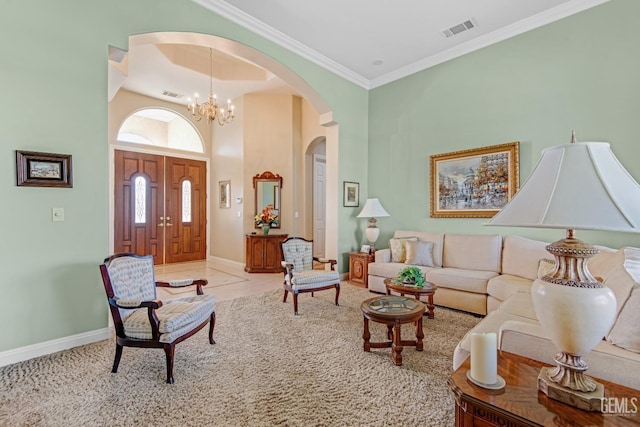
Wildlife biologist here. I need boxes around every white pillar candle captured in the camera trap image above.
[470,332,497,385]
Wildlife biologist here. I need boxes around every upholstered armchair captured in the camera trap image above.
[280,237,340,315]
[99,253,216,383]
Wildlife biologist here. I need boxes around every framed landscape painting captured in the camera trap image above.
[16,150,73,188]
[219,180,230,208]
[430,142,519,218]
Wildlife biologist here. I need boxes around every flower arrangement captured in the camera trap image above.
[396,266,426,288]
[255,204,279,226]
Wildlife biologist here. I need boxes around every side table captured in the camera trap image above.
[349,251,374,288]
[384,277,437,319]
[448,351,640,427]
[360,295,425,366]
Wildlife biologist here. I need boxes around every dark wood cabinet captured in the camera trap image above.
[244,234,288,273]
[349,252,375,288]
[448,351,640,427]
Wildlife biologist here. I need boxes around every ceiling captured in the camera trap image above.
[194,0,608,89]
[112,0,607,107]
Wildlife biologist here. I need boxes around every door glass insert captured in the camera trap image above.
[135,176,146,224]
[182,180,192,223]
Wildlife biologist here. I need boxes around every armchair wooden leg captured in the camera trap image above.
[164,344,175,384]
[335,284,340,306]
[112,344,123,373]
[208,311,216,345]
[283,289,288,303]
[293,292,299,315]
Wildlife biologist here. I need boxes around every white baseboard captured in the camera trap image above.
[208,255,245,270]
[0,328,112,368]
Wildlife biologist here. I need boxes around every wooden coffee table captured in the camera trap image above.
[448,351,640,426]
[384,277,437,319]
[360,295,425,366]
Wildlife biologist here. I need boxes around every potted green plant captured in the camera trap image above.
[396,266,426,288]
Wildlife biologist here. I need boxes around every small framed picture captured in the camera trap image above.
[360,244,371,253]
[343,181,359,207]
[219,180,230,208]
[16,150,73,188]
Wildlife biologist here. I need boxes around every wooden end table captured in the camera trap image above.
[384,277,437,319]
[349,251,375,288]
[360,295,425,366]
[448,351,640,427]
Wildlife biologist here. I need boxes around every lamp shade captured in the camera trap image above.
[357,198,390,218]
[488,142,640,233]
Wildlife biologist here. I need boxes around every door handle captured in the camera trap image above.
[158,223,164,227]
[166,222,173,227]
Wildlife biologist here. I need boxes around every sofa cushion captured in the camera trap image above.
[394,230,445,267]
[497,292,538,321]
[367,261,437,282]
[501,235,549,281]
[404,240,434,267]
[605,247,640,353]
[443,234,502,272]
[389,236,417,263]
[427,267,498,294]
[486,274,532,303]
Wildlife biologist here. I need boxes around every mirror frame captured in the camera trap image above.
[253,171,283,229]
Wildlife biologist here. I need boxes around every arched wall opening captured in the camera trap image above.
[108,32,340,263]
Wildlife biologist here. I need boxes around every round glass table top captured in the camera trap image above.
[366,296,420,313]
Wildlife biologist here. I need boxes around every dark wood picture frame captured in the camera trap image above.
[429,142,519,218]
[16,150,73,188]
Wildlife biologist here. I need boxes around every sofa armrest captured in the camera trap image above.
[374,248,391,263]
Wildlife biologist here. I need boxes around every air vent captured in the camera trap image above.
[162,90,183,99]
[441,19,476,38]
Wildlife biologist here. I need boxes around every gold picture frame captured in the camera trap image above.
[430,142,519,218]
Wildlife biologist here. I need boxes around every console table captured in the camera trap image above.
[244,233,288,273]
[448,351,640,426]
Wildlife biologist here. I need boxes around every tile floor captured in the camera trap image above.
[154,259,285,302]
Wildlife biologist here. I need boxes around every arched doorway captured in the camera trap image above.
[108,32,340,264]
[113,108,207,264]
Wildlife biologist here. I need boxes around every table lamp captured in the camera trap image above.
[487,133,640,410]
[357,198,390,253]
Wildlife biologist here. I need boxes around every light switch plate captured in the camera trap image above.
[52,207,64,222]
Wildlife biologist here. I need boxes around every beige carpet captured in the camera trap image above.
[0,285,479,426]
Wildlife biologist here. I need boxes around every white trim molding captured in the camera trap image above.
[0,328,111,368]
[193,0,608,90]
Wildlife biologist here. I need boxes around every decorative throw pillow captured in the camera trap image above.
[405,240,435,267]
[389,237,418,263]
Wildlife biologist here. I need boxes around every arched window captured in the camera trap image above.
[117,108,203,153]
[134,176,147,224]
[182,180,192,223]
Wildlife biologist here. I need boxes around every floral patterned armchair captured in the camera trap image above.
[99,253,216,383]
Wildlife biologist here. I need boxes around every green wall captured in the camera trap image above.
[0,0,368,352]
[368,0,640,250]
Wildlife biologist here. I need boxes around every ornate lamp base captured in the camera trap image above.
[538,367,605,412]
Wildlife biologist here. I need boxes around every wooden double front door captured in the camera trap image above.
[114,150,207,265]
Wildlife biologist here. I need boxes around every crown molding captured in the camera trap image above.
[370,0,610,88]
[194,0,608,91]
[193,0,370,89]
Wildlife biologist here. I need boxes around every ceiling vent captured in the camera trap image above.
[162,90,183,99]
[441,18,476,38]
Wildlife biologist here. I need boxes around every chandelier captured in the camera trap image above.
[187,48,235,126]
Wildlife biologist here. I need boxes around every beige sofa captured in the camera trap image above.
[367,230,640,389]
[367,230,549,315]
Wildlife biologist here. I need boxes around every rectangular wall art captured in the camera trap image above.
[430,142,519,218]
[16,150,73,188]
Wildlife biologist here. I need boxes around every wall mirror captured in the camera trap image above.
[253,171,283,229]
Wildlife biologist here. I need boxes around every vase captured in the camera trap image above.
[262,224,270,235]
